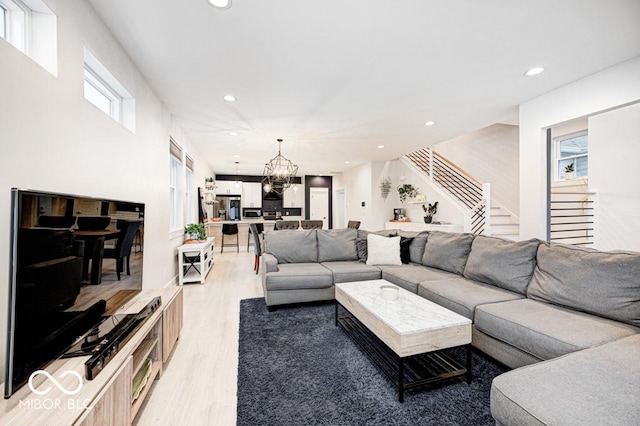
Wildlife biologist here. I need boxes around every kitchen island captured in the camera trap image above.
[205,217,303,251]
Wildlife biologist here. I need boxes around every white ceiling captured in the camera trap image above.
[88,0,640,176]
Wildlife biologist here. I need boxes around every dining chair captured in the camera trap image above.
[104,220,140,280]
[249,223,262,274]
[347,220,361,229]
[247,222,264,252]
[275,220,300,230]
[300,220,323,229]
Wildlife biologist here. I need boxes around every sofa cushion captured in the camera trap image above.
[527,243,640,327]
[264,229,318,264]
[422,231,474,274]
[317,228,358,262]
[321,261,382,283]
[463,235,540,295]
[491,334,640,426]
[381,264,458,293]
[408,232,429,264]
[475,299,639,361]
[366,234,401,266]
[399,237,413,264]
[418,278,523,320]
[355,229,393,262]
[264,263,333,291]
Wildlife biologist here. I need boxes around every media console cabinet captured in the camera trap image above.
[0,286,183,425]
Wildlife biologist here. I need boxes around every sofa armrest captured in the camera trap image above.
[262,253,279,273]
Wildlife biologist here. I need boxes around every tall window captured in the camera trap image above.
[169,138,184,231]
[0,0,57,75]
[555,131,588,180]
[185,155,196,224]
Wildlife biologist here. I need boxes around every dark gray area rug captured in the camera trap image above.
[237,298,507,425]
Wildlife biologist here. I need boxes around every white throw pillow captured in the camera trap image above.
[366,234,402,266]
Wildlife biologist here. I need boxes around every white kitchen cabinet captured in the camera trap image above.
[215,180,242,195]
[242,182,262,208]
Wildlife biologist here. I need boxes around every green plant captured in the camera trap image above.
[397,184,418,203]
[564,163,575,173]
[184,223,206,240]
[205,176,214,182]
[422,201,439,217]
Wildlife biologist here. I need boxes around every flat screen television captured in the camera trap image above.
[4,188,145,398]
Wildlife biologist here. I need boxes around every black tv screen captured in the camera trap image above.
[4,188,145,398]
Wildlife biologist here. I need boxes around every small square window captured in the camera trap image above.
[555,132,588,180]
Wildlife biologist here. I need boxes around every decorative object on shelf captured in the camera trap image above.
[415,194,427,202]
[204,177,217,205]
[564,163,575,180]
[184,223,206,241]
[262,138,298,195]
[397,183,418,203]
[422,201,439,223]
[380,177,392,200]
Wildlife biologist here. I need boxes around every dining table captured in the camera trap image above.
[74,229,120,284]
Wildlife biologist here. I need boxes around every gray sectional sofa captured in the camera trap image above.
[260,228,640,425]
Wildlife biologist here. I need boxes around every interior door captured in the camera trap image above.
[309,187,329,229]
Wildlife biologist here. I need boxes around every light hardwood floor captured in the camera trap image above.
[135,251,263,426]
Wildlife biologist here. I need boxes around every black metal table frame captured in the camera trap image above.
[335,300,471,403]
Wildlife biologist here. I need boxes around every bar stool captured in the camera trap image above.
[221,223,239,253]
[275,220,300,230]
[249,223,262,274]
[347,220,361,229]
[300,220,323,229]
[247,223,264,252]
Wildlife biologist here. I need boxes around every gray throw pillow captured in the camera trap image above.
[422,231,475,275]
[527,243,640,327]
[317,228,358,262]
[463,235,540,295]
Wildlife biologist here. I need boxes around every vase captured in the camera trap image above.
[424,216,433,224]
[565,171,574,180]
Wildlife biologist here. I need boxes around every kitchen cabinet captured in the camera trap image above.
[215,180,242,195]
[242,182,262,208]
[283,184,304,207]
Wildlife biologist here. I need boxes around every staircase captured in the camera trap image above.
[404,147,520,239]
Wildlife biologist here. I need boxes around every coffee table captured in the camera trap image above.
[335,279,472,402]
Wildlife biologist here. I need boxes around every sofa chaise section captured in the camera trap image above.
[491,334,640,426]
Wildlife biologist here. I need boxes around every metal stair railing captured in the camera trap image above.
[405,147,490,235]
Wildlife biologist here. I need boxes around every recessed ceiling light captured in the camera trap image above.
[223,94,237,102]
[208,0,232,9]
[229,132,238,136]
[232,155,240,158]
[524,66,545,77]
[345,161,350,164]
[378,145,385,149]
[425,121,435,127]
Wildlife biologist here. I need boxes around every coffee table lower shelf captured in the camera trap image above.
[336,303,471,403]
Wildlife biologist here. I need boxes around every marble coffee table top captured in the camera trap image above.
[336,279,471,336]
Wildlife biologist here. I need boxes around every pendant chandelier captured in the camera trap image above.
[203,177,217,205]
[262,138,298,194]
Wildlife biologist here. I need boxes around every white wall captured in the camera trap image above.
[434,124,520,216]
[0,0,211,379]
[519,57,640,240]
[588,102,640,251]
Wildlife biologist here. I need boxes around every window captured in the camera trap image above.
[83,47,136,133]
[555,131,588,180]
[169,138,184,231]
[0,0,57,75]
[185,155,196,224]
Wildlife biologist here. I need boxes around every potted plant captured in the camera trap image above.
[397,184,418,203]
[564,163,575,180]
[184,223,207,241]
[422,201,438,223]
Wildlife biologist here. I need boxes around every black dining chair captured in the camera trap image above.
[221,223,239,253]
[275,220,300,230]
[247,222,264,252]
[249,223,262,274]
[104,220,140,280]
[300,220,323,229]
[347,220,361,229]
